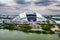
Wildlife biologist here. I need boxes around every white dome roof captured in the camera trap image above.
[13,11,47,22]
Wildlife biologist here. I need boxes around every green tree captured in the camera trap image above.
[41,21,52,30]
[4,24,16,30]
[20,25,32,30]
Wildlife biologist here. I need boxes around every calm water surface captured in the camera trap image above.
[0,29,60,40]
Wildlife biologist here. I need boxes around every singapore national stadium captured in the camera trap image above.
[13,11,47,22]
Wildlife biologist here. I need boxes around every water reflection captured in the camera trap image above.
[0,29,60,40]
[58,34,60,38]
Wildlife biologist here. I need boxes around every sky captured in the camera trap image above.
[0,0,60,15]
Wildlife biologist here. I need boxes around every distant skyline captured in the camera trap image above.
[0,0,60,15]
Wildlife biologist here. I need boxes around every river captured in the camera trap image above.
[0,29,60,40]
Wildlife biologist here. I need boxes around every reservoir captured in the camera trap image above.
[0,29,60,40]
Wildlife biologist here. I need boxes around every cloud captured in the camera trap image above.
[0,0,17,6]
[0,0,60,15]
[0,0,59,7]
[25,0,37,2]
[0,3,5,6]
[15,0,25,4]
[34,0,57,6]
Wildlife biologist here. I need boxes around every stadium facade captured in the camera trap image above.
[13,12,47,22]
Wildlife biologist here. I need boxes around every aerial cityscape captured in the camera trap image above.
[0,0,60,40]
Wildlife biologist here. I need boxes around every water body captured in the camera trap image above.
[0,29,60,40]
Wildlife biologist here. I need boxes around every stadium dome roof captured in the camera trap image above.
[13,11,47,22]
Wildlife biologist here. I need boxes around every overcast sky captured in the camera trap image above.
[0,0,60,6]
[0,0,60,15]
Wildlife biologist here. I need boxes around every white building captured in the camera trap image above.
[13,11,47,22]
